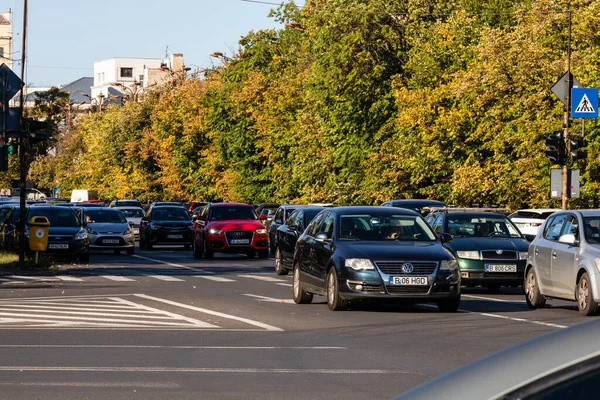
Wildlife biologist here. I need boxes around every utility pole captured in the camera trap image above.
[18,0,28,264]
[562,9,572,210]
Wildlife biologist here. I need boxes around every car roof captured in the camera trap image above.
[328,206,420,216]
[443,212,508,219]
[395,319,600,400]
[388,199,446,205]
[210,203,253,208]
[515,208,561,213]
[150,205,187,210]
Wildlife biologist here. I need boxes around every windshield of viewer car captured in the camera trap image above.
[209,207,257,221]
[448,216,521,238]
[28,208,80,227]
[339,214,436,241]
[119,208,145,218]
[151,208,191,221]
[85,210,127,224]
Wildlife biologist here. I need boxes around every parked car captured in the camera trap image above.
[425,209,529,291]
[115,206,145,239]
[24,206,90,262]
[139,206,193,249]
[273,206,325,275]
[292,206,460,311]
[381,199,446,216]
[109,199,143,209]
[192,203,269,259]
[81,207,135,254]
[525,209,600,316]
[70,189,98,203]
[509,208,560,240]
[0,205,21,252]
[149,201,183,208]
[187,202,208,212]
[395,318,600,400]
[255,203,280,225]
[269,204,304,255]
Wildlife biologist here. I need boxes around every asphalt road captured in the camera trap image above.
[0,246,590,400]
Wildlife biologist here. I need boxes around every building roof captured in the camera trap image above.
[61,77,93,104]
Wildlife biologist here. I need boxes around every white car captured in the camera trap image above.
[115,206,145,239]
[509,208,560,237]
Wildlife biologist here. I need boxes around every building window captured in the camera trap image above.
[138,74,143,82]
[0,47,4,58]
[120,67,133,78]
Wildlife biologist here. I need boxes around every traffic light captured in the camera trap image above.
[6,139,17,155]
[570,138,588,163]
[546,131,566,165]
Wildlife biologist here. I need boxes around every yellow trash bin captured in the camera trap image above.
[28,216,50,252]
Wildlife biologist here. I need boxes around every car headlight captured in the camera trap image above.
[456,250,479,260]
[208,228,222,235]
[150,224,162,230]
[345,258,375,271]
[75,229,88,240]
[440,259,459,271]
[519,251,529,260]
[86,227,97,235]
[123,227,132,235]
[255,228,267,235]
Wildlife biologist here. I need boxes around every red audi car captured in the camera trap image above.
[192,203,269,259]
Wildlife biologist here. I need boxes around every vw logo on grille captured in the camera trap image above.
[402,263,414,273]
[496,250,503,255]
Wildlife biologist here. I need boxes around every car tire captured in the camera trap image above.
[525,267,546,309]
[274,247,289,276]
[577,272,599,316]
[127,248,134,255]
[437,295,461,312]
[78,254,90,263]
[327,268,347,311]
[258,250,269,259]
[292,264,313,304]
[192,240,203,258]
[139,237,146,249]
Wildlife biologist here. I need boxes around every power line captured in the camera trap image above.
[26,65,93,71]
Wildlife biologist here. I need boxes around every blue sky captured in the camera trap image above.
[9,0,291,87]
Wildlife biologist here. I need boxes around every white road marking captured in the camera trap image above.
[0,366,414,374]
[0,304,159,313]
[6,275,57,281]
[463,294,526,303]
[0,345,347,350]
[132,255,215,274]
[145,275,184,282]
[244,294,293,304]
[238,274,286,282]
[419,304,567,329]
[101,276,136,282]
[195,276,236,282]
[0,312,200,327]
[0,382,180,388]
[55,276,83,282]
[134,294,283,332]
[276,283,293,287]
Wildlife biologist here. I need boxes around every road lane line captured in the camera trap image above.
[0,304,158,313]
[0,294,141,302]
[463,294,526,303]
[237,274,286,282]
[101,276,136,282]
[109,297,218,328]
[244,294,293,304]
[6,275,57,281]
[134,294,283,332]
[0,312,204,327]
[0,382,180,388]
[146,275,185,282]
[132,255,215,274]
[195,276,236,282]
[0,345,347,350]
[0,366,419,374]
[276,283,292,287]
[55,276,83,282]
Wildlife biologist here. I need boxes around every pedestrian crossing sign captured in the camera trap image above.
[571,87,598,118]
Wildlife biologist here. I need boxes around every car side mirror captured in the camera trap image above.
[315,232,330,242]
[559,233,579,246]
[439,232,453,243]
[288,224,297,232]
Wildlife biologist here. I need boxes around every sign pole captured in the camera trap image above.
[562,9,572,211]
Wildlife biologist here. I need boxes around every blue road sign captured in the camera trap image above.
[571,87,598,119]
[0,63,22,102]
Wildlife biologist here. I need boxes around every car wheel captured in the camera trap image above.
[127,248,134,255]
[192,240,203,258]
[78,254,90,263]
[204,243,214,259]
[246,251,255,259]
[577,272,599,316]
[292,264,313,304]
[258,250,269,259]
[139,236,146,249]
[274,247,289,276]
[327,268,347,311]
[525,267,546,309]
[437,295,461,312]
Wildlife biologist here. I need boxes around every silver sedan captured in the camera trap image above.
[525,209,600,315]
[82,207,135,254]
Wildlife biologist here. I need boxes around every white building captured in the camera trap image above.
[0,8,12,69]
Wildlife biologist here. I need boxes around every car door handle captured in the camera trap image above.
[552,252,557,258]
[534,249,539,255]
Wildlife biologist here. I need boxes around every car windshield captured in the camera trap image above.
[209,206,257,221]
[152,208,190,221]
[119,208,145,218]
[584,217,600,244]
[339,214,436,241]
[85,210,127,224]
[116,201,141,207]
[304,209,321,224]
[448,215,522,238]
[28,208,80,227]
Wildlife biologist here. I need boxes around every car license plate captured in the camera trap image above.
[48,244,69,249]
[230,239,250,245]
[167,234,183,239]
[389,276,428,286]
[485,264,517,273]
[103,239,119,244]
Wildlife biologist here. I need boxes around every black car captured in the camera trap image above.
[274,206,324,275]
[381,199,446,216]
[293,206,460,311]
[269,204,304,254]
[24,206,89,262]
[139,206,193,249]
